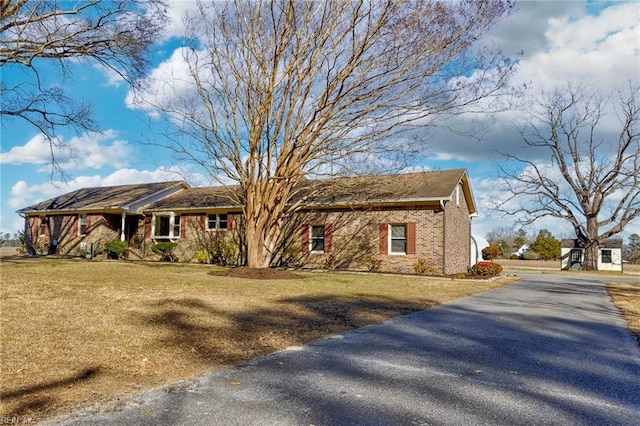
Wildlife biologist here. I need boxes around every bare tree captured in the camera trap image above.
[498,84,640,270]
[137,0,517,268]
[0,0,166,176]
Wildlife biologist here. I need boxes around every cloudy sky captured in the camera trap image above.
[1,0,639,241]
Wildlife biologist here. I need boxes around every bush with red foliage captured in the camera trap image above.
[470,261,503,276]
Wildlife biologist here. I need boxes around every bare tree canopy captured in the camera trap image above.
[0,0,166,174]
[134,0,517,268]
[498,84,640,270]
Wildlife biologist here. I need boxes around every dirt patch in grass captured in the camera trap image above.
[607,282,640,346]
[0,258,518,421]
[208,266,301,280]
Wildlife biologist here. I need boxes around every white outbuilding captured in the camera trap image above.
[560,239,623,272]
[470,234,490,266]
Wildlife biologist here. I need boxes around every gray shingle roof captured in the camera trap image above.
[148,185,242,211]
[560,239,623,249]
[18,169,476,215]
[144,169,475,213]
[17,181,187,214]
[298,169,471,207]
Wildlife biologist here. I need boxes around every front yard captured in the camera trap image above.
[0,258,517,421]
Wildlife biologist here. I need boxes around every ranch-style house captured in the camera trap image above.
[18,169,477,275]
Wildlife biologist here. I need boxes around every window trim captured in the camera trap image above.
[601,249,612,264]
[152,213,181,239]
[310,225,325,253]
[207,213,228,231]
[79,214,87,236]
[389,224,407,255]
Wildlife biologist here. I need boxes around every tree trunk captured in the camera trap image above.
[581,217,599,271]
[243,179,291,269]
[245,226,272,268]
[582,241,599,271]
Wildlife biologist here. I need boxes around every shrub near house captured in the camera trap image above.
[104,239,128,259]
[470,262,503,276]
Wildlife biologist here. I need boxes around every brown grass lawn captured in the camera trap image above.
[607,282,640,346]
[0,257,517,421]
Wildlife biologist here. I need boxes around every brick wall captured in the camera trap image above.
[24,214,122,256]
[147,213,242,263]
[443,183,471,274]
[292,205,453,274]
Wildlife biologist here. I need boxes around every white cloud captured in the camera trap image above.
[511,2,638,91]
[0,130,133,171]
[125,46,199,116]
[94,64,125,87]
[419,2,639,166]
[160,1,200,41]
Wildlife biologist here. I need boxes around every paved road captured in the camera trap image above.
[49,274,640,426]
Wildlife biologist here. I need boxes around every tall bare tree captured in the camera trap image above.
[137,0,517,268]
[498,84,640,270]
[0,0,166,175]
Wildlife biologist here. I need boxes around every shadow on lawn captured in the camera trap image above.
[139,295,436,365]
[0,368,100,416]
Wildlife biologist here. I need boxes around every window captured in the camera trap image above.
[571,250,581,263]
[153,214,180,239]
[39,217,47,235]
[390,224,407,254]
[207,213,228,231]
[601,249,612,263]
[79,214,87,236]
[311,225,325,252]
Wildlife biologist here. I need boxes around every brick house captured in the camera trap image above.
[18,169,477,274]
[17,181,188,257]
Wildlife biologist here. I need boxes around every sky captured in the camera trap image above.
[1,0,639,242]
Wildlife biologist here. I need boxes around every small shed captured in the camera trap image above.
[560,239,623,272]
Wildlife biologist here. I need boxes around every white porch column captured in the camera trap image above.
[120,212,126,241]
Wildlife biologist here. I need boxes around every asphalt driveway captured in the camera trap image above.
[48,273,640,426]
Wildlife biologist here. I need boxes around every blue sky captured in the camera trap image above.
[1,1,639,241]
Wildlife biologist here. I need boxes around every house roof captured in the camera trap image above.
[560,239,623,249]
[148,185,242,211]
[18,169,477,216]
[297,169,475,212]
[17,181,188,215]
[145,169,476,214]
